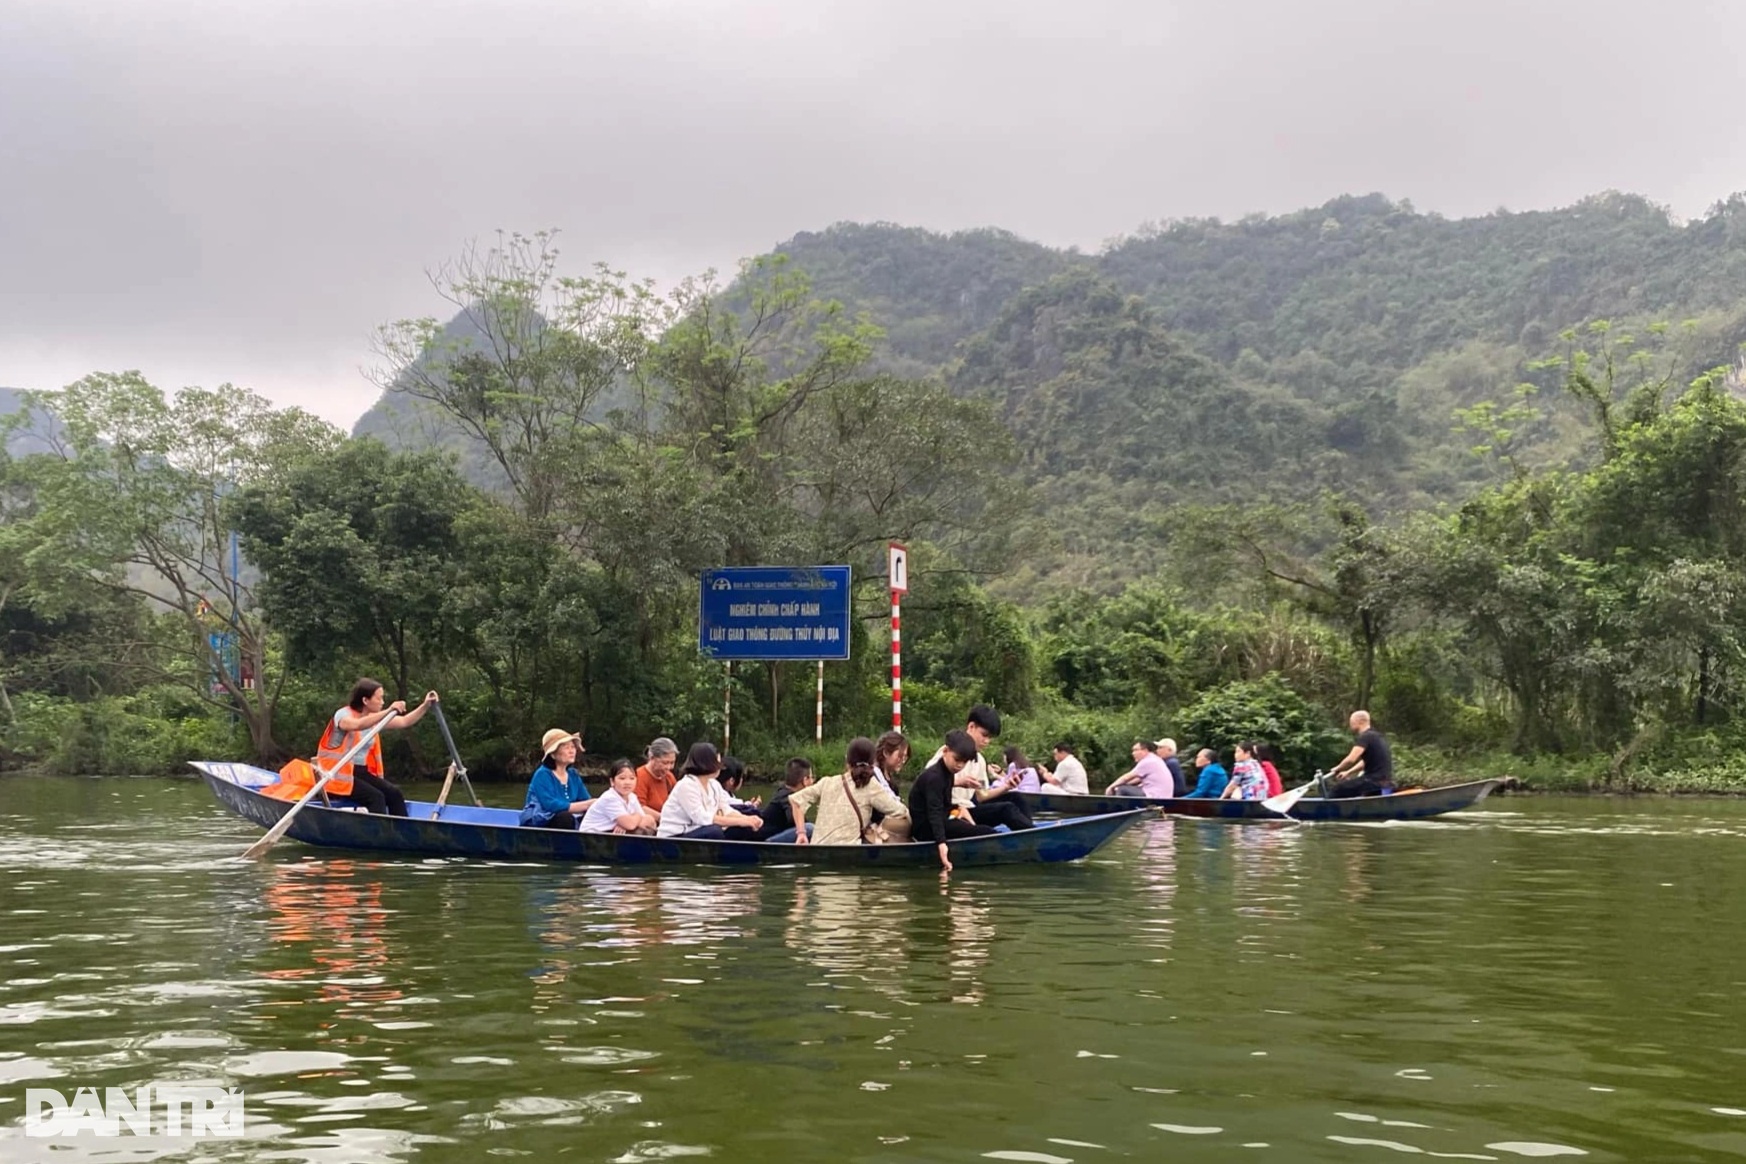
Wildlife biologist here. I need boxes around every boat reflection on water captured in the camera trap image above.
[783,873,917,1006]
[1229,821,1306,908]
[258,859,402,1024]
[1133,816,1180,956]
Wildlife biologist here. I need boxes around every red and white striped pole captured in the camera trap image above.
[888,543,908,732]
[815,659,825,742]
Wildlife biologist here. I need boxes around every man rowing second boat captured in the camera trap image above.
[1318,711,1394,798]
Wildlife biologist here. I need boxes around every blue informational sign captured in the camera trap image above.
[699,566,853,661]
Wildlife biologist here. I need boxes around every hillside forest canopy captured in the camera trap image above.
[7,190,1746,791]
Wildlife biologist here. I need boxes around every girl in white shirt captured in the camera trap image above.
[581,760,660,834]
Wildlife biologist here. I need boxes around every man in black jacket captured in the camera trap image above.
[909,730,999,873]
[756,757,814,841]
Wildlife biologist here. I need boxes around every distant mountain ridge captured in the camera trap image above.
[350,191,1746,589]
[1,386,63,456]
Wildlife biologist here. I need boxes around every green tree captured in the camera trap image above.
[231,440,476,700]
[12,374,338,759]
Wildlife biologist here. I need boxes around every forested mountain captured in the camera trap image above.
[351,192,1746,593]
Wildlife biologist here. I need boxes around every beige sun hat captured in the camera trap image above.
[539,728,581,758]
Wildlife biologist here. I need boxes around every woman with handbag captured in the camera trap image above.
[788,737,910,845]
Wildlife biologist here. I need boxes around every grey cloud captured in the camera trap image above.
[2,0,1744,424]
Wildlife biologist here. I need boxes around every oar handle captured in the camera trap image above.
[429,699,481,809]
[431,700,466,777]
[241,708,397,859]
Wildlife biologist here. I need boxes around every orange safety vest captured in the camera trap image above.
[261,758,318,802]
[313,708,384,796]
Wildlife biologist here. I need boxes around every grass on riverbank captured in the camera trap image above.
[1395,745,1746,795]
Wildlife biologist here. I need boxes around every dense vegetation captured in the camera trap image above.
[8,191,1746,791]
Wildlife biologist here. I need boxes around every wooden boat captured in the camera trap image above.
[193,762,1146,867]
[1011,778,1506,822]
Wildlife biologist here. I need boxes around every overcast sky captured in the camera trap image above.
[4,0,1745,429]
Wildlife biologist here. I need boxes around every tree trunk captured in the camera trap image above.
[1356,609,1378,710]
[1696,645,1710,726]
[0,584,13,726]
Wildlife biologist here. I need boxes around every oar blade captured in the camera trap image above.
[1263,774,1318,817]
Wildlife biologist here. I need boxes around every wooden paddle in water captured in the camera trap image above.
[241,710,399,859]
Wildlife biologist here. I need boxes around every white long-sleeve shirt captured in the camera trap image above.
[657,775,735,837]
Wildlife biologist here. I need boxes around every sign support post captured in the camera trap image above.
[698,565,853,750]
[815,659,825,742]
[888,543,908,732]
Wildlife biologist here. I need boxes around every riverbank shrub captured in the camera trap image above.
[1172,674,1348,777]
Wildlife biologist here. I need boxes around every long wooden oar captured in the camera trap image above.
[429,701,480,816]
[240,712,397,859]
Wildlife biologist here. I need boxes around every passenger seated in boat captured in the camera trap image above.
[1002,746,1042,793]
[520,729,593,829]
[580,760,659,835]
[634,737,680,813]
[756,758,815,843]
[1255,743,1284,797]
[869,733,914,841]
[1106,740,1175,798]
[317,678,438,816]
[873,731,909,796]
[1153,738,1187,796]
[656,743,763,840]
[789,737,911,845]
[1181,749,1229,798]
[911,730,1010,871]
[1041,741,1089,795]
[1222,743,1269,800]
[924,706,1034,832]
[718,755,760,811]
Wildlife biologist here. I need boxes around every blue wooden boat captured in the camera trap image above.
[1011,778,1505,823]
[193,762,1147,867]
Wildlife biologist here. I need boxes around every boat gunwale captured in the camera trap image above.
[1011,778,1505,821]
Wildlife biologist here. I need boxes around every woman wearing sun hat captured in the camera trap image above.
[519,728,593,829]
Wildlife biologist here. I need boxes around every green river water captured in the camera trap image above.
[1,775,1744,1162]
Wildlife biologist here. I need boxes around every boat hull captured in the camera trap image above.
[193,762,1145,867]
[1012,778,1505,822]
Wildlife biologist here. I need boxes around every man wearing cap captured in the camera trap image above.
[634,737,680,814]
[519,728,592,829]
[1154,738,1186,797]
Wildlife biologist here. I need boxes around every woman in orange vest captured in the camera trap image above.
[317,678,437,816]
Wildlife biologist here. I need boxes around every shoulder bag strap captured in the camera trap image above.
[839,774,870,844]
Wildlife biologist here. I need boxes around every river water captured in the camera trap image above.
[1,775,1744,1162]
